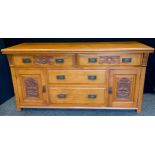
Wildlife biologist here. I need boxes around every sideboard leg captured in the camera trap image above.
[137,108,142,113]
[137,67,146,114]
[16,106,22,112]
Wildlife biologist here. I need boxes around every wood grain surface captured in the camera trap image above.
[2,42,154,112]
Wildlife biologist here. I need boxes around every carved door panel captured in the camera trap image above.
[109,69,140,108]
[16,69,47,106]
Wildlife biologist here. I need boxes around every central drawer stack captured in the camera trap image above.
[46,54,108,107]
[48,69,107,107]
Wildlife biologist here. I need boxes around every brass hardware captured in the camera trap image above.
[56,75,65,80]
[55,58,64,63]
[108,86,112,94]
[22,58,32,63]
[122,58,132,63]
[42,85,46,93]
[88,75,97,80]
[88,94,97,99]
[57,94,66,98]
[88,58,97,63]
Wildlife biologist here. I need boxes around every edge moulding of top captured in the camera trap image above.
[1,41,154,54]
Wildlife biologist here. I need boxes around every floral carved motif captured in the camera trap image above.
[24,77,39,98]
[117,77,131,99]
[34,56,53,64]
[99,56,120,64]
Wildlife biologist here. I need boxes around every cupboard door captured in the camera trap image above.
[109,69,140,108]
[16,69,47,106]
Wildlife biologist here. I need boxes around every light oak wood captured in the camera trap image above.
[13,54,74,67]
[48,86,107,107]
[142,53,149,66]
[78,54,142,66]
[2,42,154,53]
[1,42,154,112]
[10,67,21,111]
[137,67,146,112]
[48,70,107,84]
[109,69,140,108]
[15,69,47,106]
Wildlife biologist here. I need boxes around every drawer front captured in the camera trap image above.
[78,54,142,66]
[13,54,74,67]
[48,70,107,84]
[48,87,107,107]
[14,56,34,66]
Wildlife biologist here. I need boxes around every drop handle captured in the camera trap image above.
[56,75,65,80]
[88,94,97,99]
[57,94,67,98]
[108,86,112,94]
[55,58,64,63]
[22,58,32,63]
[42,85,46,93]
[88,58,97,63]
[122,58,132,63]
[88,75,97,80]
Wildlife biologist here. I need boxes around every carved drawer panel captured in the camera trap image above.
[34,56,53,64]
[48,70,107,84]
[78,54,142,66]
[13,54,74,67]
[48,87,107,107]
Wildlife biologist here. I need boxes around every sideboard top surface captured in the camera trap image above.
[2,41,154,54]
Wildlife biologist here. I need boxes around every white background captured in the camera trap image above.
[0,0,155,38]
[0,0,155,155]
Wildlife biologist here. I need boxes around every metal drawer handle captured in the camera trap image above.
[56,75,65,80]
[22,58,32,63]
[88,58,97,63]
[108,86,112,94]
[88,94,97,99]
[55,58,64,63]
[42,85,46,93]
[122,58,132,63]
[57,94,66,98]
[88,75,97,80]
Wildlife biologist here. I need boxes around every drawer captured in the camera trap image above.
[78,54,142,66]
[48,87,107,107]
[13,54,74,67]
[48,70,107,84]
[14,56,34,66]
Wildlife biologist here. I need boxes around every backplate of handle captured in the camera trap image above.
[55,58,64,63]
[22,58,32,63]
[122,58,132,63]
[88,58,97,63]
[42,85,46,93]
[108,86,112,94]
[57,94,66,98]
[56,75,65,80]
[88,94,97,99]
[88,75,97,80]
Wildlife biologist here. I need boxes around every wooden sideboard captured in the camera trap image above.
[2,42,154,112]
